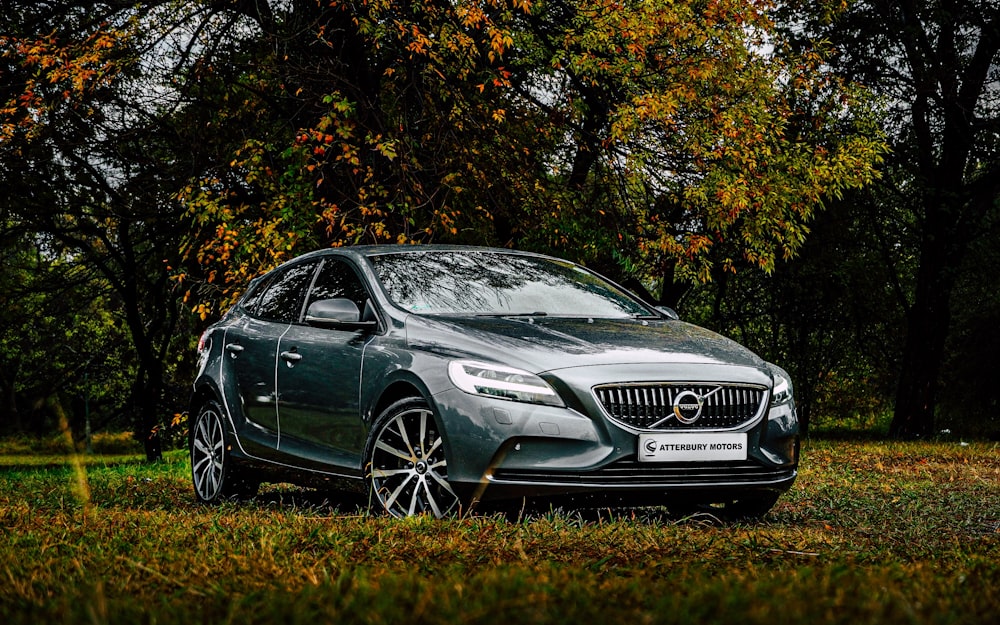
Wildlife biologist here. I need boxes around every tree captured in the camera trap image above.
[3,0,889,450]
[177,0,886,311]
[682,191,906,435]
[782,0,1000,437]
[176,0,559,313]
[1,1,229,457]
[509,0,885,283]
[0,227,132,437]
[936,198,1000,437]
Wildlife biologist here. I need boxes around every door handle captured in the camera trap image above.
[226,344,244,355]
[280,350,302,363]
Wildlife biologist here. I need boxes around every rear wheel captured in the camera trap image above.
[366,397,460,518]
[190,401,259,502]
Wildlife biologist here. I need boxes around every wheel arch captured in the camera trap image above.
[370,379,428,425]
[189,379,227,424]
[366,375,465,490]
[188,379,243,452]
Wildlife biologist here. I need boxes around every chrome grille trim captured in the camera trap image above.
[593,382,768,432]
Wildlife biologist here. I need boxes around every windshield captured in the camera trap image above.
[368,250,654,318]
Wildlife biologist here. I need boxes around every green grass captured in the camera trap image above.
[0,439,997,624]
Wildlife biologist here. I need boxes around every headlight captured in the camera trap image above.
[770,368,793,406]
[448,361,565,407]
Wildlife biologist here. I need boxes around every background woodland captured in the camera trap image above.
[2,0,998,458]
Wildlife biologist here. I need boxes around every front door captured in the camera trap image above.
[275,257,375,469]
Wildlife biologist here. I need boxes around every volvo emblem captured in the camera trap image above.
[672,390,704,424]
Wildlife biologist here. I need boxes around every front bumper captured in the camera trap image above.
[429,370,799,505]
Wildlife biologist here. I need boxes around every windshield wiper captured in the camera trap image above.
[476,311,549,317]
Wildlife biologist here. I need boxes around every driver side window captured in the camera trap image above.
[306,257,371,319]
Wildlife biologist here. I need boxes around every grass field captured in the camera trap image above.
[0,437,997,624]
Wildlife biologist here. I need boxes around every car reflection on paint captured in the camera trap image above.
[189,245,799,519]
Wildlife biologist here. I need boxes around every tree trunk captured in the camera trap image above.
[119,265,166,462]
[889,205,957,439]
[890,303,949,439]
[131,362,165,462]
[0,375,20,433]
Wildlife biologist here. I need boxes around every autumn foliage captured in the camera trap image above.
[3,1,998,443]
[150,0,884,314]
[1,1,885,315]
[1,27,131,143]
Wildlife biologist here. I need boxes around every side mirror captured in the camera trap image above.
[655,306,680,320]
[305,298,377,330]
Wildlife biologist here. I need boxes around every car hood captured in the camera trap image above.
[403,315,768,374]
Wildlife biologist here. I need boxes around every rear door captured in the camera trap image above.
[223,261,318,453]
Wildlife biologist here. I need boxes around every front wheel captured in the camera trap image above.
[190,401,259,503]
[366,397,461,518]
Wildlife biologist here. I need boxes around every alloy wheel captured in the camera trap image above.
[370,406,459,518]
[191,405,226,501]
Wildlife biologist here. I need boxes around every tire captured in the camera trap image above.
[366,397,460,518]
[190,400,259,503]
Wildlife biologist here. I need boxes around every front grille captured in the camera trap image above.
[594,383,767,431]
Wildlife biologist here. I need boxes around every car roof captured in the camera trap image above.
[286,244,554,265]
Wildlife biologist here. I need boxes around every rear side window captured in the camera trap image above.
[247,262,318,323]
[237,277,269,314]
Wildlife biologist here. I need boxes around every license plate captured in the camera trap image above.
[638,432,748,462]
